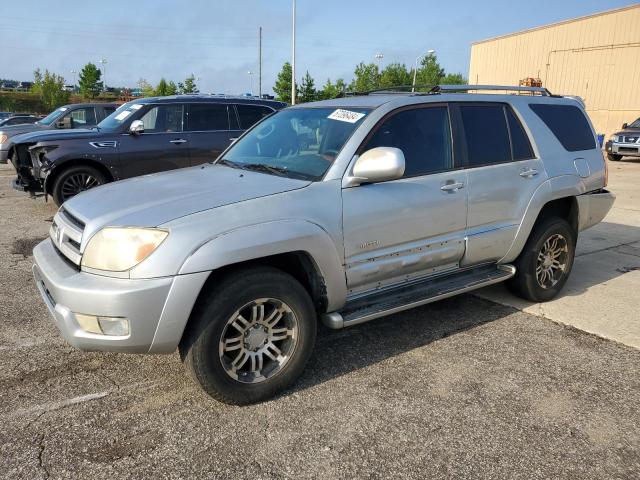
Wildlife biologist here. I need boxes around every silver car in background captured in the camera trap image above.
[32,85,614,404]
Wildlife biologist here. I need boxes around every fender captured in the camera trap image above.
[178,219,348,311]
[500,175,585,263]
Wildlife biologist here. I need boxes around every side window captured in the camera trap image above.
[506,108,535,160]
[236,105,273,129]
[187,104,230,131]
[140,104,183,133]
[529,104,595,151]
[66,107,97,128]
[363,106,453,177]
[459,104,511,166]
[103,106,116,116]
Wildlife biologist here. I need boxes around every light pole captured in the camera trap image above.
[70,70,77,91]
[248,71,254,96]
[375,53,384,69]
[99,58,107,91]
[291,0,296,105]
[411,49,435,92]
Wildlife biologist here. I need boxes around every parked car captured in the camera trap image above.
[32,85,614,405]
[605,117,640,161]
[0,112,11,120]
[10,95,286,205]
[0,115,40,127]
[0,103,117,165]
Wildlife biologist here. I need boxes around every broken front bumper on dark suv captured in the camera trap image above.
[10,142,54,195]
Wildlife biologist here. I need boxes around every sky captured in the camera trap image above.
[1,0,636,95]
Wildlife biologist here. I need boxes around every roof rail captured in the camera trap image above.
[429,84,554,96]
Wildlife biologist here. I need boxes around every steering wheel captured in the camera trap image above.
[256,123,275,140]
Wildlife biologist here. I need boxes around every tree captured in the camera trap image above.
[379,63,411,89]
[155,78,169,96]
[78,63,103,99]
[349,62,379,93]
[167,81,178,96]
[274,62,297,104]
[299,71,316,103]
[442,73,468,85]
[178,74,199,94]
[31,68,70,110]
[137,78,155,97]
[318,78,346,100]
[413,53,445,90]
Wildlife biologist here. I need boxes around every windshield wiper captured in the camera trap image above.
[237,163,291,177]
[215,158,242,168]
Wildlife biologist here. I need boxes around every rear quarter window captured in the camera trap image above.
[529,104,595,152]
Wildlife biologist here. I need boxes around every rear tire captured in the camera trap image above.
[179,267,317,405]
[51,165,107,206]
[507,217,576,302]
[607,153,622,161]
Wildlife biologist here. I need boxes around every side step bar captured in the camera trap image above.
[323,264,515,329]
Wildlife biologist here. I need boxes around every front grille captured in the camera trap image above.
[623,136,639,143]
[50,208,85,266]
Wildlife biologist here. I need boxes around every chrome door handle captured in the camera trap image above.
[440,182,465,192]
[170,139,187,144]
[520,168,538,178]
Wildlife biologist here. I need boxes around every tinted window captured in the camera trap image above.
[236,105,274,129]
[530,104,595,151]
[140,105,183,133]
[103,106,116,115]
[187,104,229,131]
[460,105,510,166]
[66,107,97,127]
[506,108,535,160]
[364,106,452,177]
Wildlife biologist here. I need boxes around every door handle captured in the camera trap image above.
[519,168,538,178]
[170,139,187,144]
[229,137,239,142]
[440,182,465,192]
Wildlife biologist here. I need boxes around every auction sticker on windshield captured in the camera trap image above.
[328,109,366,123]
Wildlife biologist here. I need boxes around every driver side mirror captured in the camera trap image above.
[346,147,405,187]
[129,119,144,135]
[622,123,628,129]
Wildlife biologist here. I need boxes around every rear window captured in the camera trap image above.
[188,104,230,131]
[506,108,535,160]
[236,104,274,129]
[460,104,511,167]
[530,104,595,152]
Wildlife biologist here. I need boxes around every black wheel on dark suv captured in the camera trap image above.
[607,153,622,161]
[179,266,317,405]
[51,165,107,205]
[508,217,576,302]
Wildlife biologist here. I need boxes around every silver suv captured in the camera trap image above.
[33,85,615,404]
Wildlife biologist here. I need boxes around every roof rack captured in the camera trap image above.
[429,84,554,96]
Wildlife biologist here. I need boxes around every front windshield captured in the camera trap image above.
[219,107,370,180]
[97,102,145,131]
[628,118,640,129]
[37,107,68,126]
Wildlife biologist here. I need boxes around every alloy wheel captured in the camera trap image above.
[535,233,569,289]
[61,173,101,201]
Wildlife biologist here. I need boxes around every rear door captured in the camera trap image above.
[118,103,190,178]
[342,104,468,294]
[186,103,238,165]
[452,102,547,265]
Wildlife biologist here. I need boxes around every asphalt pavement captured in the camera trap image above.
[0,162,638,479]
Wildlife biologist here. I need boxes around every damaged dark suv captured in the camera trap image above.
[10,95,285,205]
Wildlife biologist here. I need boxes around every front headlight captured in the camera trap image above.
[81,227,168,272]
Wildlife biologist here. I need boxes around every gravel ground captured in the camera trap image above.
[0,164,638,479]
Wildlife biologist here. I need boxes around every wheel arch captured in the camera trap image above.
[45,159,114,194]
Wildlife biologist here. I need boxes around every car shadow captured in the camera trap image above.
[290,294,514,395]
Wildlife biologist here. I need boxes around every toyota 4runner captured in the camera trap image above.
[32,85,615,405]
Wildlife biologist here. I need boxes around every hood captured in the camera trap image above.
[10,128,102,145]
[613,128,640,136]
[0,122,47,139]
[63,164,311,237]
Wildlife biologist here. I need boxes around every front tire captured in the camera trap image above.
[607,153,622,161]
[51,165,107,206]
[179,267,317,405]
[507,217,576,302]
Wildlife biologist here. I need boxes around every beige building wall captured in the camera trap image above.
[469,4,640,139]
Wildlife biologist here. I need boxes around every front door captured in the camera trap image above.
[119,103,190,178]
[342,104,468,295]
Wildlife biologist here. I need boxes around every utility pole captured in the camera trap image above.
[258,26,262,98]
[291,0,296,105]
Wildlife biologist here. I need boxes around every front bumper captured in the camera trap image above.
[606,141,640,157]
[33,239,209,354]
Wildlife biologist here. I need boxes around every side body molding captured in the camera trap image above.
[178,219,348,312]
[500,175,585,263]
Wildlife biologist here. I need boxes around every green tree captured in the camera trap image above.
[31,68,70,110]
[178,74,199,94]
[349,62,380,93]
[167,81,178,96]
[299,71,316,103]
[274,62,297,104]
[318,78,346,100]
[155,78,169,96]
[78,63,103,99]
[379,63,411,89]
[441,73,467,85]
[137,78,155,97]
[413,53,445,90]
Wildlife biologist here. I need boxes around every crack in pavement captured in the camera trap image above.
[576,239,640,258]
[37,433,50,479]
